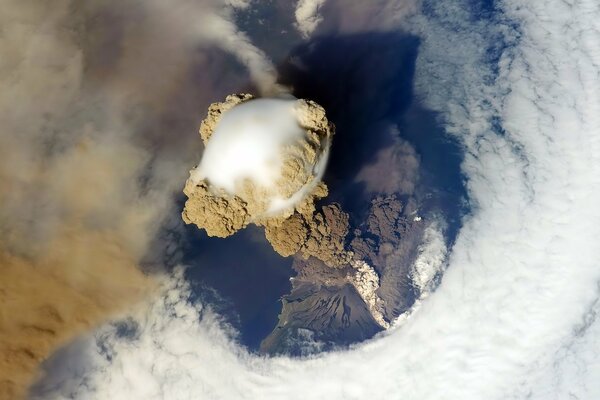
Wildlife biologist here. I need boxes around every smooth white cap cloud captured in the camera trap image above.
[193,98,330,214]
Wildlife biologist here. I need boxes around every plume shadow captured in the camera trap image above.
[278,32,468,240]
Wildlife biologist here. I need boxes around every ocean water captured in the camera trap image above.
[182,225,293,350]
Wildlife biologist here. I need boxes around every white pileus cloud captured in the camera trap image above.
[192,98,330,213]
[195,99,305,192]
[34,0,600,399]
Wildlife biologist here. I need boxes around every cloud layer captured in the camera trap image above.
[16,0,600,399]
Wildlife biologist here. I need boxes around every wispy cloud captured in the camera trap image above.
[294,0,327,38]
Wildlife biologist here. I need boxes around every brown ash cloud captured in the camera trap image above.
[0,0,265,397]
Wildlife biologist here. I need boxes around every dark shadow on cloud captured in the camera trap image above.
[29,338,96,399]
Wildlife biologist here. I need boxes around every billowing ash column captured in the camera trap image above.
[182,94,390,329]
[183,94,332,237]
